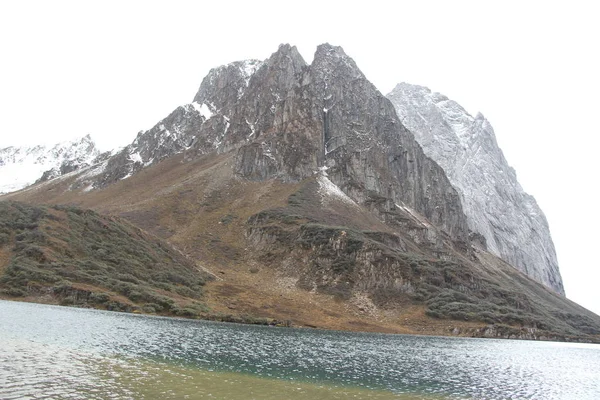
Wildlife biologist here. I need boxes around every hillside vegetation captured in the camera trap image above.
[246,180,600,340]
[4,153,600,342]
[0,201,211,317]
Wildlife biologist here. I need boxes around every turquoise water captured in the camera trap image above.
[1,300,599,399]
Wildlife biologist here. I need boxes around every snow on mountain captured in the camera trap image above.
[7,44,600,340]
[0,135,100,194]
[2,51,561,298]
[387,83,564,294]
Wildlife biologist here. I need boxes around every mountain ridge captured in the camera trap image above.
[0,135,102,194]
[1,43,595,341]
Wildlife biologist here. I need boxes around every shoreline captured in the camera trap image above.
[2,296,598,344]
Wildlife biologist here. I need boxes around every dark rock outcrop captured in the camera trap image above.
[190,44,468,241]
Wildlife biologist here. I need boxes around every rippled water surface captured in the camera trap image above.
[1,301,599,399]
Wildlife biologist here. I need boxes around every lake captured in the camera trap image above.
[1,300,599,399]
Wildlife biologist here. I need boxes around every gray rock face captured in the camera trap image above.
[387,83,564,295]
[185,44,468,241]
[49,44,470,248]
[91,104,207,188]
[86,59,265,189]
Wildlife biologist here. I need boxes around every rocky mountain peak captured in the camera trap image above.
[31,44,470,245]
[193,59,263,114]
[313,43,350,62]
[387,84,564,294]
[244,44,307,102]
[228,43,469,240]
[311,43,365,84]
[266,43,307,69]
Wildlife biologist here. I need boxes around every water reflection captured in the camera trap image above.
[1,300,599,399]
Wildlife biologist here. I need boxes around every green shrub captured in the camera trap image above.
[89,292,110,303]
[142,302,164,312]
[0,232,11,245]
[1,287,27,297]
[142,305,157,313]
[173,307,200,317]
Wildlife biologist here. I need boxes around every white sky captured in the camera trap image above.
[1,1,599,315]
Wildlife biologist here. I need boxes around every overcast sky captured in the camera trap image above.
[1,1,598,315]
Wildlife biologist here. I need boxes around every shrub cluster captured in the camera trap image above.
[0,201,210,315]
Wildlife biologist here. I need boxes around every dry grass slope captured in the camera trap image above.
[3,150,600,341]
[0,201,212,317]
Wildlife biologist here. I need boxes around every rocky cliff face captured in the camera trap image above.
[387,83,564,294]
[13,44,561,296]
[0,135,100,194]
[81,60,264,189]
[72,44,469,244]
[189,44,468,241]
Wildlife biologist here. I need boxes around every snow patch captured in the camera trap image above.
[317,174,357,207]
[0,136,101,194]
[395,203,432,228]
[0,163,48,194]
[213,116,231,148]
[239,60,263,87]
[223,116,231,136]
[245,118,256,137]
[129,152,142,164]
[192,102,214,120]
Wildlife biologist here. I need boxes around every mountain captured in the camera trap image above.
[387,83,564,295]
[0,135,102,194]
[2,44,598,341]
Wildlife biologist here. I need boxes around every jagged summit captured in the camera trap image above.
[9,44,469,242]
[267,43,307,68]
[312,43,364,81]
[387,82,564,294]
[193,59,264,112]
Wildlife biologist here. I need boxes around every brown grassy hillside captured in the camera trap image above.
[0,200,213,317]
[3,151,600,342]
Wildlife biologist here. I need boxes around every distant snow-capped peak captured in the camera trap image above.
[0,135,101,194]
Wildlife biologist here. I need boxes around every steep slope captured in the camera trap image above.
[0,135,101,194]
[2,44,598,341]
[46,45,467,245]
[387,83,564,294]
[0,201,213,316]
[74,60,264,190]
